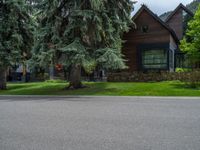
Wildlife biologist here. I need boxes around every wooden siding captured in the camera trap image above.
[122,9,171,72]
[167,9,183,40]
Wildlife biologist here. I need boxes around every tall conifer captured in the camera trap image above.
[0,0,34,89]
[34,0,134,89]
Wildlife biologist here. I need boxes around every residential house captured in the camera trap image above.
[122,4,193,72]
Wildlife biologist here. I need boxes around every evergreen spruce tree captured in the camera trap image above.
[0,0,34,90]
[26,0,43,14]
[34,0,134,89]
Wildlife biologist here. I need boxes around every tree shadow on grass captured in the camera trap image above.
[7,84,29,90]
[59,82,119,96]
[170,82,200,90]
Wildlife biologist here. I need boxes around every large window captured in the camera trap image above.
[142,49,167,69]
[176,53,191,68]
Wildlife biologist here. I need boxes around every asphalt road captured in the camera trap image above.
[0,96,200,150]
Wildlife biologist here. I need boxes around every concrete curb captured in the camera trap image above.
[0,95,199,100]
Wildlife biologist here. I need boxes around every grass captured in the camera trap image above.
[0,81,200,96]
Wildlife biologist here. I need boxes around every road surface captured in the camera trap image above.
[0,96,200,150]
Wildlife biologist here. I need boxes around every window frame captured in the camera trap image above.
[137,43,170,71]
[141,49,168,69]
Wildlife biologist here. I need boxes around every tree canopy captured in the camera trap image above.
[0,0,34,89]
[180,4,200,66]
[0,0,34,67]
[33,0,134,88]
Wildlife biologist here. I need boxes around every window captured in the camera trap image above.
[141,25,149,33]
[142,49,167,69]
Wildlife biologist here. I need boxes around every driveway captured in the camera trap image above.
[0,96,200,150]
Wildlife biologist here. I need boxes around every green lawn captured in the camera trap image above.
[0,81,199,96]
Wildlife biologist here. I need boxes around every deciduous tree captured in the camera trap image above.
[180,5,200,67]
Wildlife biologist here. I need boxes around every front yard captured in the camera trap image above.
[0,81,199,96]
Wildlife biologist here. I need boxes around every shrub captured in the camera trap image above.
[108,70,200,88]
[175,68,192,73]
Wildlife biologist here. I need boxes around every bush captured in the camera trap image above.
[33,73,47,81]
[175,68,192,73]
[108,70,200,88]
[179,70,200,88]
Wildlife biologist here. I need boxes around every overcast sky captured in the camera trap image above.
[133,0,194,15]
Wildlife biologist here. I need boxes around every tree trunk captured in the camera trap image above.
[0,67,7,90]
[49,64,55,80]
[68,64,83,89]
[22,63,27,82]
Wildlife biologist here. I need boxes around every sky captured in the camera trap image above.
[133,0,194,15]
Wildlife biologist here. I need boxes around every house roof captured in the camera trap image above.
[132,5,179,44]
[165,3,194,22]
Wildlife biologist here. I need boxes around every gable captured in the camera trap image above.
[134,9,169,36]
[129,6,179,44]
[166,4,194,40]
[166,4,194,23]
